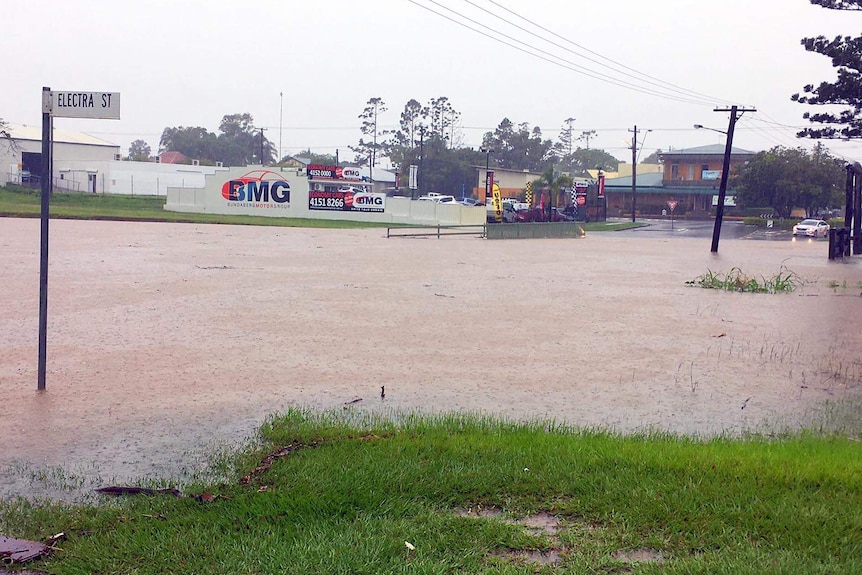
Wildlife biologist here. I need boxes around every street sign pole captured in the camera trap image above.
[37,88,120,390]
[37,87,52,391]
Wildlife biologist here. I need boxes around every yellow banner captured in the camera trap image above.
[492,182,503,222]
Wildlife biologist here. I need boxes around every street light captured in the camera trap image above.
[693,124,727,136]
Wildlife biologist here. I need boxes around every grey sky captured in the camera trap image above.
[4,0,859,164]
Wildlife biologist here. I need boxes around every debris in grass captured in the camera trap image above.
[0,535,51,564]
[95,486,181,498]
[240,440,320,485]
[404,541,415,551]
[344,397,363,405]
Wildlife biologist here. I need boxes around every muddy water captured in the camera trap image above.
[1,218,860,500]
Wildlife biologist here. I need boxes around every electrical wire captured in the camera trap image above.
[463,0,730,106]
[407,0,717,106]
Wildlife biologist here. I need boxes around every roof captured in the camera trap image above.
[6,123,119,148]
[604,172,664,187]
[604,171,739,195]
[660,144,755,158]
[357,166,396,183]
[159,151,187,164]
[472,166,544,178]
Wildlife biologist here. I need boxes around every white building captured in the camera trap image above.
[1,123,225,195]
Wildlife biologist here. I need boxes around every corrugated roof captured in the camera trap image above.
[605,172,664,187]
[661,144,754,157]
[7,123,119,148]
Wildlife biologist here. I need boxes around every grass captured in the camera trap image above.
[686,267,800,294]
[2,409,861,574]
[0,185,395,229]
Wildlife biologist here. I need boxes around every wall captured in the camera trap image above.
[165,165,485,226]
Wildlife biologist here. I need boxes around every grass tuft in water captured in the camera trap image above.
[686,266,800,293]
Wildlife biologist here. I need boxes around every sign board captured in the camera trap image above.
[667,200,679,212]
[307,165,361,181]
[43,91,120,119]
[409,165,418,190]
[711,195,736,207]
[702,170,720,181]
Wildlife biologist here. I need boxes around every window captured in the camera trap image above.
[671,163,680,179]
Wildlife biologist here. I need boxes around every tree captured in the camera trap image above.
[531,166,573,220]
[482,119,553,172]
[351,97,389,169]
[732,144,845,217]
[427,96,460,146]
[159,113,274,166]
[641,149,664,164]
[569,148,619,173]
[552,118,577,164]
[792,0,862,138]
[159,126,219,161]
[294,149,337,165]
[128,139,151,161]
[218,113,274,166]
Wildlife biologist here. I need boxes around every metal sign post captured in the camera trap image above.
[37,88,119,391]
[667,200,678,230]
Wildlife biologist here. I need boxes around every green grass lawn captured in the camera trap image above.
[0,185,393,229]
[3,409,860,574]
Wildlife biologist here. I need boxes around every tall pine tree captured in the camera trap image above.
[793,0,862,138]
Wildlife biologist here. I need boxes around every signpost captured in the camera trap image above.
[37,87,120,390]
[667,200,678,230]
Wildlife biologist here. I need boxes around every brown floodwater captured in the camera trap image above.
[1,218,860,500]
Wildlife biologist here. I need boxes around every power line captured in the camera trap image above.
[407,0,716,106]
[463,0,728,106]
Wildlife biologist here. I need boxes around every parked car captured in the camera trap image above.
[551,207,576,222]
[457,198,483,207]
[792,219,830,238]
[418,194,456,203]
[486,200,518,223]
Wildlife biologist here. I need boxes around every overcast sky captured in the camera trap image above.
[4,0,860,165]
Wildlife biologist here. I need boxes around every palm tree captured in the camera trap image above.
[534,166,573,220]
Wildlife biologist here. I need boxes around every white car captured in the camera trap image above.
[792,219,830,238]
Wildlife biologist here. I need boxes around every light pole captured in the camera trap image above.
[480,146,494,200]
[279,91,283,164]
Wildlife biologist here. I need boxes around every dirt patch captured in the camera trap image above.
[1,219,860,500]
[612,547,664,564]
[493,548,562,566]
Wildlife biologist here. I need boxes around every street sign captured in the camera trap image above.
[43,91,121,119]
[667,200,679,212]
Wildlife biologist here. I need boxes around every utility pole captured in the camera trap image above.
[711,105,756,253]
[259,127,266,166]
[279,92,283,164]
[629,125,638,222]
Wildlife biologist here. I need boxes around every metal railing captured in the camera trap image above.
[385,224,486,239]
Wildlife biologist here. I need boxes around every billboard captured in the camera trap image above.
[309,188,386,212]
[307,165,362,181]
